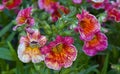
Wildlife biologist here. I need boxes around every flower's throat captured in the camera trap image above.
[52,43,63,53]
[30,41,40,48]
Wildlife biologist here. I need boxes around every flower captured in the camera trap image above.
[72,0,82,4]
[18,29,47,63]
[13,7,35,31]
[76,10,100,41]
[38,0,69,22]
[2,0,22,10]
[38,0,57,13]
[105,1,120,22]
[87,0,109,9]
[41,36,77,70]
[83,32,108,56]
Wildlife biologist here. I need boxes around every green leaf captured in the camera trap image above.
[7,41,18,61]
[85,65,99,74]
[6,31,16,42]
[0,21,13,38]
[101,53,109,74]
[0,48,15,61]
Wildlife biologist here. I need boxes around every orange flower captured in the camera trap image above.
[76,10,100,41]
[83,32,108,56]
[41,36,77,70]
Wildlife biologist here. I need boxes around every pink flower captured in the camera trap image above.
[105,1,120,22]
[18,29,47,63]
[87,0,109,9]
[41,36,77,70]
[38,0,69,22]
[83,32,108,56]
[76,10,100,41]
[38,0,57,13]
[13,7,35,31]
[2,0,22,10]
[72,0,82,4]
[0,4,5,11]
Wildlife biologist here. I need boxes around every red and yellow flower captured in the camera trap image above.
[76,10,100,41]
[13,7,35,31]
[41,36,77,70]
[2,0,22,10]
[83,32,108,56]
[18,29,47,63]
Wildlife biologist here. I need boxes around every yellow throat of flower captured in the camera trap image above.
[24,46,41,56]
[6,0,14,6]
[52,43,63,53]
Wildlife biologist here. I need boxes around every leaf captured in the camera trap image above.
[7,42,24,74]
[101,53,109,74]
[0,47,15,61]
[0,21,13,38]
[7,41,18,61]
[6,31,16,42]
[85,65,99,74]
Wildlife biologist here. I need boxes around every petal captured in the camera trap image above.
[38,0,44,9]
[32,55,45,63]
[18,43,26,56]
[72,0,82,4]
[45,59,61,70]
[41,46,50,54]
[64,60,73,68]
[64,45,77,61]
[38,36,47,47]
[20,54,31,63]
[0,4,5,11]
[83,47,98,56]
[64,37,74,44]
[18,43,31,63]
[56,35,63,43]
[27,29,40,42]
[27,18,35,26]
[19,36,29,44]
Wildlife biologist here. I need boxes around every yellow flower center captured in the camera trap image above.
[18,17,26,24]
[24,47,41,56]
[88,36,99,47]
[52,43,63,53]
[80,18,95,35]
[6,0,14,6]
[44,0,56,6]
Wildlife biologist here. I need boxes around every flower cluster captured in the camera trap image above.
[72,0,120,22]
[38,0,69,22]
[12,0,77,70]
[76,10,108,56]
[11,0,111,70]
[104,0,120,22]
